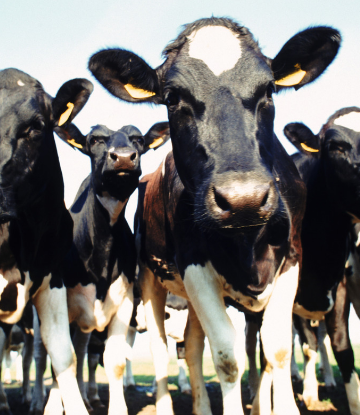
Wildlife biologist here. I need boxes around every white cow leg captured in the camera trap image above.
[124,326,136,388]
[32,278,89,415]
[3,347,12,385]
[260,263,300,415]
[72,327,92,409]
[15,345,24,383]
[0,327,10,413]
[30,306,48,415]
[104,283,134,415]
[22,330,33,404]
[87,352,104,408]
[141,267,174,415]
[177,358,191,394]
[317,321,336,388]
[184,263,244,415]
[302,343,319,408]
[245,318,260,400]
[184,302,211,415]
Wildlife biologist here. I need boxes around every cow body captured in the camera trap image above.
[0,68,93,415]
[54,121,170,415]
[89,17,340,415]
[285,107,360,414]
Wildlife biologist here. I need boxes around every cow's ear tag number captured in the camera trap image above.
[300,142,319,153]
[58,102,74,126]
[124,84,156,99]
[275,64,306,86]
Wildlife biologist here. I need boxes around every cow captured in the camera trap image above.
[32,120,170,415]
[284,106,360,414]
[0,68,93,415]
[88,17,340,415]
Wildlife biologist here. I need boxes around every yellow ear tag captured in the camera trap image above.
[67,138,83,149]
[58,102,74,126]
[275,65,307,86]
[300,142,319,153]
[124,84,156,99]
[148,137,164,149]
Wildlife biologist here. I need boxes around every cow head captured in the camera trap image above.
[56,122,170,202]
[0,68,93,223]
[284,107,360,222]
[88,18,340,233]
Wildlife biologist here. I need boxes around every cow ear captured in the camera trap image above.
[272,27,341,90]
[143,122,170,153]
[54,123,89,155]
[88,49,162,104]
[53,79,93,127]
[284,122,320,155]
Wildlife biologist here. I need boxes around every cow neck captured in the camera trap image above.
[95,192,127,227]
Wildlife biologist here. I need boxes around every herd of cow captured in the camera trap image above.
[1,15,360,415]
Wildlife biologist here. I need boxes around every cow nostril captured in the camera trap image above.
[213,187,231,212]
[130,152,136,161]
[110,153,117,162]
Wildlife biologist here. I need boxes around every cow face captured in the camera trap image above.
[57,122,170,202]
[284,107,360,221]
[0,68,93,223]
[88,18,340,233]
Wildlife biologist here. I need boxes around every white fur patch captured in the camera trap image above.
[188,26,242,76]
[0,274,8,296]
[334,112,360,132]
[96,193,127,226]
[17,80,25,87]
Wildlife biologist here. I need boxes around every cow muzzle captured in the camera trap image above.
[205,178,279,231]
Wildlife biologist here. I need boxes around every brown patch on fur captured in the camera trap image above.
[113,364,125,380]
[216,351,238,383]
[274,348,289,369]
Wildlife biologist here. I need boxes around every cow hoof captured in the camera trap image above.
[180,386,192,395]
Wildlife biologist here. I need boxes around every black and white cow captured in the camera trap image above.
[0,68,93,415]
[88,18,340,415]
[284,107,360,414]
[54,121,170,415]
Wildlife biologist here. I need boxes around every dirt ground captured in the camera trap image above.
[3,375,353,415]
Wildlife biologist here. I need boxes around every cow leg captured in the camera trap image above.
[30,307,48,415]
[22,330,33,404]
[15,345,24,383]
[184,302,211,415]
[32,278,89,415]
[87,352,104,408]
[3,347,12,385]
[259,263,300,415]
[177,356,191,394]
[326,278,360,415]
[103,282,134,415]
[293,315,319,409]
[124,326,136,388]
[291,322,302,382]
[72,327,92,410]
[245,316,260,400]
[184,263,244,415]
[0,326,11,415]
[140,267,173,415]
[317,320,336,388]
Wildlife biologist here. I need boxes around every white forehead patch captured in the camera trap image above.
[334,112,360,132]
[17,80,25,87]
[188,26,242,76]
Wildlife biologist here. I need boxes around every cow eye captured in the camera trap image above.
[165,91,180,108]
[131,136,144,146]
[328,141,347,153]
[90,136,104,146]
[18,119,44,140]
